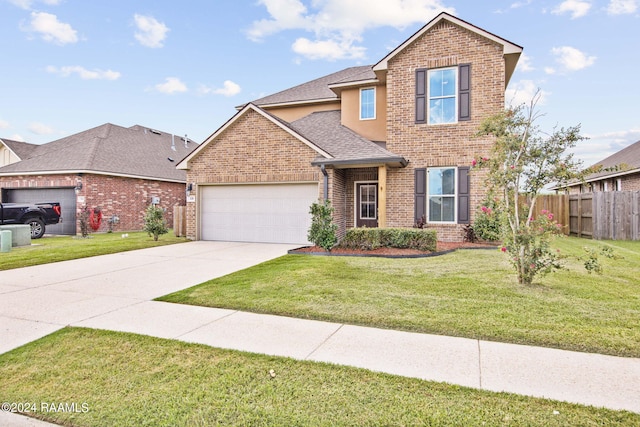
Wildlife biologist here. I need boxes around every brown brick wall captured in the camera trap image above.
[385,20,504,241]
[0,173,185,233]
[185,109,322,239]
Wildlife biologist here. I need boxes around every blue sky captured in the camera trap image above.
[1,0,638,167]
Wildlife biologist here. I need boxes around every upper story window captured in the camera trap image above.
[416,64,471,125]
[360,87,376,120]
[428,68,457,124]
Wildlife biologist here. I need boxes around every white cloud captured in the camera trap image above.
[134,14,169,48]
[292,37,367,61]
[549,46,596,73]
[152,77,187,94]
[24,11,78,45]
[516,52,534,72]
[46,65,121,80]
[552,0,592,18]
[607,0,638,14]
[0,119,9,129]
[248,0,453,61]
[7,0,60,9]
[28,122,55,135]
[199,80,242,97]
[571,129,640,165]
[505,80,550,107]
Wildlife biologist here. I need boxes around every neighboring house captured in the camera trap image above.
[0,124,195,235]
[562,140,640,194]
[177,12,523,244]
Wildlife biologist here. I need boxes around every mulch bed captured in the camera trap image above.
[289,241,498,258]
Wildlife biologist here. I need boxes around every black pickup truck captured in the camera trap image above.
[0,202,62,239]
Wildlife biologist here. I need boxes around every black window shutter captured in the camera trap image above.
[457,166,470,224]
[415,168,427,224]
[415,68,427,124]
[458,64,471,121]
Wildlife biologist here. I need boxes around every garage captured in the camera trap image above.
[200,183,318,244]
[5,187,77,235]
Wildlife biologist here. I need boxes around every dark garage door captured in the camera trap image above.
[6,188,77,235]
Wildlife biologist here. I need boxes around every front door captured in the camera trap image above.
[356,183,378,228]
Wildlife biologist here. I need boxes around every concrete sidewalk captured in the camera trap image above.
[1,241,639,427]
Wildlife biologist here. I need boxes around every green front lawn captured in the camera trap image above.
[0,231,189,270]
[160,237,640,357]
[1,328,636,426]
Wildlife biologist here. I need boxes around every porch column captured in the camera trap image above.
[378,165,387,228]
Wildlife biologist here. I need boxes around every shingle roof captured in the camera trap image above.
[250,66,375,106]
[0,138,38,159]
[289,110,406,166]
[0,123,196,182]
[586,140,640,180]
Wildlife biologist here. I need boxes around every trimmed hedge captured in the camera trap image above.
[338,228,437,252]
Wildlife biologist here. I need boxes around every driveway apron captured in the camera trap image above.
[0,241,296,354]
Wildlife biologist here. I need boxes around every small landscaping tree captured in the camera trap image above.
[308,200,338,251]
[143,204,168,241]
[474,91,586,285]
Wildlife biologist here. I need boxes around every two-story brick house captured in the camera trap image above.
[177,12,522,244]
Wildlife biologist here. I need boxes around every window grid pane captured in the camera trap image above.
[427,168,456,223]
[360,184,376,219]
[428,68,456,124]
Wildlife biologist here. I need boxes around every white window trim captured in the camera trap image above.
[426,167,457,224]
[353,180,378,225]
[359,87,376,121]
[616,178,622,191]
[427,67,458,125]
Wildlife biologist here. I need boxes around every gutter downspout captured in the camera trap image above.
[320,165,328,201]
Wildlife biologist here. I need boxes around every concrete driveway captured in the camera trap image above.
[0,241,297,355]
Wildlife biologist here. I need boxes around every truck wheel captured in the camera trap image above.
[26,217,46,239]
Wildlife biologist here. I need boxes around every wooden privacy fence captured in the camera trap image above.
[569,192,640,240]
[173,205,187,237]
[519,194,570,235]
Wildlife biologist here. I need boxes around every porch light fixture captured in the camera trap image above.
[74,182,83,194]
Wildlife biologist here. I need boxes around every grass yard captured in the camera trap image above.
[160,237,640,358]
[0,231,189,270]
[0,328,637,427]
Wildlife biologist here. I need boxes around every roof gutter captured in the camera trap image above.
[312,156,408,169]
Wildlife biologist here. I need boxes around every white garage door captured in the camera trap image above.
[200,183,319,244]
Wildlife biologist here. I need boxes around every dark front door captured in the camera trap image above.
[356,183,378,228]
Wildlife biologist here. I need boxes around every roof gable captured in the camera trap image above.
[374,12,522,72]
[177,104,332,170]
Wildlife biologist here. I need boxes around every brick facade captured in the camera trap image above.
[385,21,503,241]
[0,173,185,233]
[184,109,321,239]
[184,15,515,243]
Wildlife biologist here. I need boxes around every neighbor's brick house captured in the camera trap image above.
[0,124,195,234]
[178,13,522,244]
[560,139,640,194]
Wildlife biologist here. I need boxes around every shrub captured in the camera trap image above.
[308,200,338,251]
[143,204,168,241]
[339,228,437,252]
[472,197,502,242]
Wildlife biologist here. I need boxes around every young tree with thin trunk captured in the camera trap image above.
[474,91,585,285]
